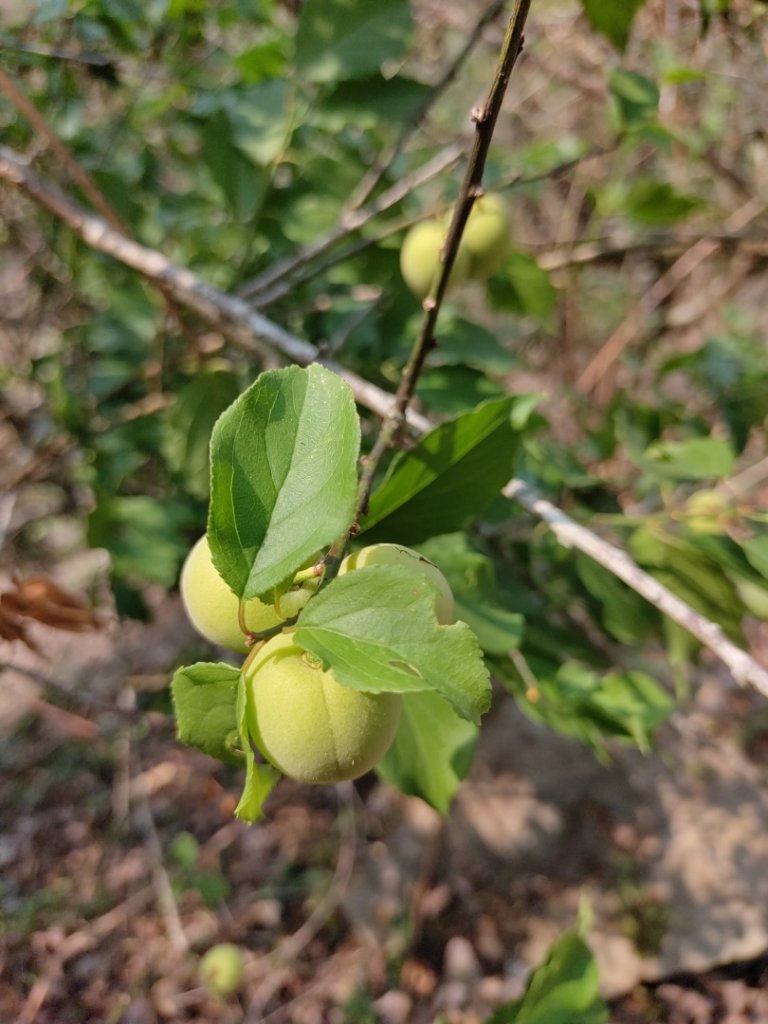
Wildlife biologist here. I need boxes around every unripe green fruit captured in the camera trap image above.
[180,536,312,653]
[339,543,455,625]
[199,943,245,996]
[245,632,402,784]
[462,194,509,279]
[400,220,472,299]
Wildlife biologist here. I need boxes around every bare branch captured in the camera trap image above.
[504,479,768,698]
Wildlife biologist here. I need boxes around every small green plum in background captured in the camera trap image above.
[462,193,510,278]
[199,943,245,996]
[340,542,455,625]
[399,219,472,299]
[245,632,402,784]
[180,536,313,653]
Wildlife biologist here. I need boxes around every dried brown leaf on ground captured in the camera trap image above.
[0,574,102,633]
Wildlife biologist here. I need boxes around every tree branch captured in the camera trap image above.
[354,0,534,526]
[504,479,768,699]
[239,143,462,303]
[3,143,768,698]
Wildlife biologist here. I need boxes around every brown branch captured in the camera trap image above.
[353,0,534,527]
[0,67,199,345]
[0,145,404,424]
[347,0,507,211]
[0,65,124,231]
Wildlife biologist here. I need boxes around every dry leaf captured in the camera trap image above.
[0,575,101,633]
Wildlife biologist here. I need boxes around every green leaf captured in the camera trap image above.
[171,662,243,763]
[575,553,658,645]
[361,395,538,545]
[416,366,505,415]
[625,180,703,226]
[227,81,292,166]
[162,370,240,499]
[608,69,659,128]
[581,0,645,51]
[88,495,193,587]
[235,672,280,822]
[742,536,768,581]
[209,364,360,601]
[643,436,735,480]
[502,659,673,755]
[318,76,431,129]
[200,110,266,220]
[376,690,478,814]
[629,528,744,640]
[488,251,557,329]
[489,930,608,1024]
[295,565,491,724]
[418,533,525,655]
[295,0,413,84]
[426,314,519,375]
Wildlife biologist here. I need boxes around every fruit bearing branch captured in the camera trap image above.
[354,0,533,527]
[2,146,767,698]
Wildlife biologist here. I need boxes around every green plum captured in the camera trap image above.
[199,943,245,996]
[180,536,313,653]
[400,219,472,299]
[462,193,510,279]
[245,632,402,784]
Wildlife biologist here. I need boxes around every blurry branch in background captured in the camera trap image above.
[537,229,768,271]
[2,144,768,697]
[0,66,199,345]
[576,197,766,399]
[347,0,507,210]
[238,143,463,304]
[255,144,614,310]
[240,0,508,303]
[504,481,768,699]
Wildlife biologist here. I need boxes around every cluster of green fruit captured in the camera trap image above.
[399,193,509,299]
[180,537,455,785]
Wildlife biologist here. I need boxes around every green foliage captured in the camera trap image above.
[376,690,478,813]
[580,0,646,51]
[296,565,491,723]
[171,662,242,764]
[488,930,608,1024]
[362,396,539,544]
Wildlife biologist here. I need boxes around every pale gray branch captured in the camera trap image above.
[3,145,767,698]
[504,479,768,698]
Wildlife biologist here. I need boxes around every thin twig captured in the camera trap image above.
[504,479,768,698]
[0,68,197,344]
[243,782,357,1023]
[576,197,766,396]
[254,143,610,311]
[353,0,533,526]
[536,229,768,271]
[347,0,506,211]
[239,143,462,303]
[4,144,768,698]
[129,700,190,954]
